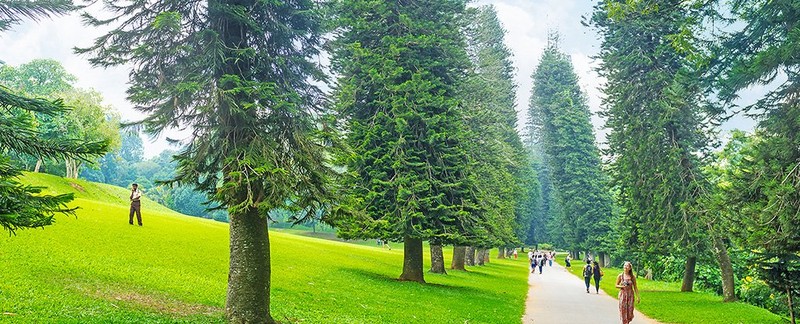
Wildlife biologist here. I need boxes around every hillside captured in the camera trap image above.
[0,173,529,323]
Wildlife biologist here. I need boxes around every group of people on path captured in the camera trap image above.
[526,250,641,324]
[580,257,641,324]
[527,250,555,274]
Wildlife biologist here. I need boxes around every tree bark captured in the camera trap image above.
[226,206,274,324]
[497,247,506,259]
[681,256,697,292]
[476,248,485,266]
[712,236,737,302]
[451,246,466,271]
[483,249,490,263]
[399,235,425,283]
[787,285,795,324]
[34,158,42,173]
[465,246,476,266]
[429,244,447,274]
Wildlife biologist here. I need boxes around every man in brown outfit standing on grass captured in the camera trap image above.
[129,183,142,226]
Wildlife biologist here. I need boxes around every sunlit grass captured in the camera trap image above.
[564,260,785,324]
[0,173,529,323]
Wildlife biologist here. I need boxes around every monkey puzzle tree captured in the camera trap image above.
[79,1,335,322]
[330,0,480,282]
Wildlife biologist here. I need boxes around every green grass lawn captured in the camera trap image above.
[0,173,530,323]
[564,260,785,324]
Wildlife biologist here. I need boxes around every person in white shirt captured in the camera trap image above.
[129,183,143,226]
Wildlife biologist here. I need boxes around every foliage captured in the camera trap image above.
[528,34,613,253]
[459,5,533,248]
[0,3,108,235]
[330,0,479,248]
[1,172,529,323]
[590,0,713,261]
[0,0,73,32]
[0,59,120,178]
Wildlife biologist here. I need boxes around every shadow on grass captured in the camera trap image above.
[339,267,485,294]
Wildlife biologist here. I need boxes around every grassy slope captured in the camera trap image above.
[565,261,785,324]
[0,173,529,323]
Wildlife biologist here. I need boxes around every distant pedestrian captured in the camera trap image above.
[547,252,553,267]
[582,261,593,293]
[537,255,545,274]
[565,254,572,268]
[513,248,518,259]
[592,260,604,294]
[616,261,641,324]
[129,183,143,226]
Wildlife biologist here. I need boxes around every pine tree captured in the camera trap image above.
[710,0,800,311]
[528,34,613,254]
[79,1,335,322]
[458,5,532,262]
[331,0,479,282]
[590,0,713,292]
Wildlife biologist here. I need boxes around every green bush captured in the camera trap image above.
[740,277,789,316]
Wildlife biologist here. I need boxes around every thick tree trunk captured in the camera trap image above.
[429,244,447,274]
[497,247,506,259]
[476,248,486,266]
[399,235,425,283]
[465,246,476,266]
[226,207,274,324]
[451,246,466,271]
[712,236,737,302]
[34,158,42,173]
[681,256,697,292]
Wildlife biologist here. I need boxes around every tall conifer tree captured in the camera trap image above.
[590,0,712,291]
[331,0,478,282]
[80,1,335,322]
[459,5,533,261]
[529,35,612,253]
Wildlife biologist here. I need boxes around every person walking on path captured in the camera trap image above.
[592,260,604,294]
[522,260,658,324]
[129,183,143,226]
[565,254,572,268]
[616,261,641,324]
[582,261,593,293]
[537,254,545,274]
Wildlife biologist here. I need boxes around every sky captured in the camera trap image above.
[0,0,756,158]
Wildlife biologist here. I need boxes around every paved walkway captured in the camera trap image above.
[522,262,659,324]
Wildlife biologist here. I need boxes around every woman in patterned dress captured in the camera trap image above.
[615,261,640,324]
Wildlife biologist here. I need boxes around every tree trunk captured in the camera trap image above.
[451,246,466,271]
[429,244,447,274]
[712,236,737,302]
[483,249,490,263]
[399,235,425,283]
[65,159,71,178]
[34,158,42,173]
[465,246,475,266]
[681,256,697,292]
[226,206,274,324]
[788,285,795,324]
[497,247,505,259]
[476,248,485,266]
